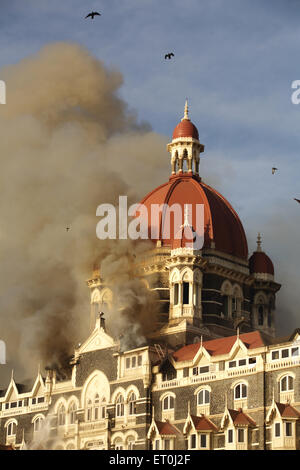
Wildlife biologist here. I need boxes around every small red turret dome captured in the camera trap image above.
[249,234,274,275]
[172,119,199,140]
[172,99,199,140]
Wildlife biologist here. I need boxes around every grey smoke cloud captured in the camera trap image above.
[0,42,167,385]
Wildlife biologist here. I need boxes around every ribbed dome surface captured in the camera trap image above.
[139,174,248,259]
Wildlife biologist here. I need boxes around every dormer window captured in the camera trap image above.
[125,354,143,369]
[285,422,292,437]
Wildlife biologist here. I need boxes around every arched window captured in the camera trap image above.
[33,416,44,432]
[183,282,189,304]
[128,392,137,415]
[116,395,125,417]
[268,300,273,327]
[222,295,229,317]
[234,383,247,400]
[57,405,66,426]
[114,438,124,450]
[69,402,77,425]
[7,421,16,437]
[162,395,175,410]
[258,306,264,325]
[197,389,210,405]
[232,296,237,313]
[127,436,135,450]
[101,398,106,419]
[280,375,294,392]
[174,283,179,305]
[86,399,93,422]
[94,394,100,421]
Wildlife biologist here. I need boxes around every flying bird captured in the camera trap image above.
[165,53,174,60]
[294,198,300,204]
[272,167,278,174]
[85,12,101,19]
[66,227,70,232]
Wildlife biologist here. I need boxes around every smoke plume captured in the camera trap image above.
[0,42,168,385]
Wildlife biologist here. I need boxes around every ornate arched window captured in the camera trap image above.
[94,394,100,420]
[258,305,264,325]
[197,389,210,405]
[57,405,66,426]
[116,394,125,417]
[68,402,77,424]
[128,392,137,415]
[101,398,106,419]
[162,395,175,410]
[6,421,17,437]
[33,416,44,432]
[114,438,124,450]
[280,375,294,392]
[221,281,233,317]
[127,436,135,450]
[234,383,247,400]
[86,399,93,422]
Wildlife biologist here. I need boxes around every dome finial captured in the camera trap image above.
[257,232,262,252]
[182,98,190,121]
[181,205,191,228]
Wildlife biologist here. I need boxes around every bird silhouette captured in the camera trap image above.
[66,227,70,232]
[85,12,101,19]
[294,198,300,204]
[272,167,278,174]
[165,53,174,60]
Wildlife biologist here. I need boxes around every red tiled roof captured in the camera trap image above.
[228,409,256,427]
[190,415,218,431]
[0,444,14,450]
[276,402,300,418]
[155,420,181,436]
[173,331,266,362]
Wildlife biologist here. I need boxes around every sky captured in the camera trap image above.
[0,0,299,336]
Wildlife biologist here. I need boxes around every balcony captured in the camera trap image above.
[79,420,108,433]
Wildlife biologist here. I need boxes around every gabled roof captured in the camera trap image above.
[190,415,218,432]
[155,420,182,436]
[228,409,256,427]
[221,408,256,428]
[275,402,300,419]
[173,331,266,362]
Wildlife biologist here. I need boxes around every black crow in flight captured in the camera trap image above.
[85,12,101,19]
[165,53,174,60]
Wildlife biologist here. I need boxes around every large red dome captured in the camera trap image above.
[139,173,248,259]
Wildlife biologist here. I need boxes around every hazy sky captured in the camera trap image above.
[0,0,300,333]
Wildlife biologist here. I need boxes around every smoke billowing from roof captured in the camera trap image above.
[0,42,167,385]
